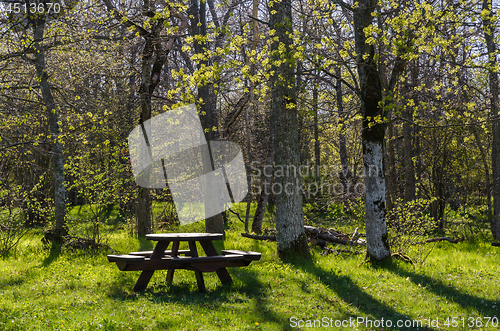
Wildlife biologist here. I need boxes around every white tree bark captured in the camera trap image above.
[363,141,390,260]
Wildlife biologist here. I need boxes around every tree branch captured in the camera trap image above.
[330,0,353,11]
[101,0,150,36]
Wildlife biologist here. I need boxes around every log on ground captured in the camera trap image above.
[241,233,276,241]
[414,237,464,244]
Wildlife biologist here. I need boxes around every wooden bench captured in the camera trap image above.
[128,250,193,256]
[108,254,146,262]
[107,254,250,272]
[222,250,262,261]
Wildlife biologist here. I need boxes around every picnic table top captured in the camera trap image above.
[146,233,223,241]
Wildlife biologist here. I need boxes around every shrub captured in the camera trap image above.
[387,198,436,263]
[0,206,29,258]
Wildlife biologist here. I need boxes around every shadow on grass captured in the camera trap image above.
[0,245,61,290]
[42,242,62,267]
[385,262,499,316]
[106,267,291,329]
[290,257,439,331]
[0,273,25,289]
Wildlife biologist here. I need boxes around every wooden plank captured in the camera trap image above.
[199,240,219,256]
[129,250,192,256]
[170,241,180,257]
[215,268,233,284]
[116,255,247,272]
[165,241,180,285]
[133,240,170,291]
[170,255,245,264]
[190,261,227,272]
[113,257,174,271]
[146,233,223,241]
[150,241,170,258]
[200,240,233,284]
[221,250,261,261]
[134,271,155,291]
[187,240,206,291]
[116,261,128,271]
[194,270,206,292]
[107,255,145,262]
[166,269,175,285]
[110,254,254,271]
[188,241,199,257]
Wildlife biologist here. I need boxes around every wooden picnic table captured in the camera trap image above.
[107,233,261,292]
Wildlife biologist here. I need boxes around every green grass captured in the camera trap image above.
[0,205,499,330]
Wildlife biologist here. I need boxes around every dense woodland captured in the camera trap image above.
[0,0,499,262]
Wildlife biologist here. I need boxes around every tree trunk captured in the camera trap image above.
[313,82,320,175]
[244,101,252,233]
[296,63,307,165]
[189,0,225,234]
[431,147,447,231]
[33,15,67,240]
[252,152,273,234]
[386,122,397,211]
[353,0,390,261]
[136,33,154,236]
[336,68,350,209]
[403,107,415,202]
[482,0,500,240]
[471,126,492,224]
[269,0,309,260]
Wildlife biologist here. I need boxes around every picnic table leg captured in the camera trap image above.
[166,241,180,285]
[194,270,206,292]
[199,240,233,285]
[133,241,170,291]
[134,271,155,291]
[188,241,207,292]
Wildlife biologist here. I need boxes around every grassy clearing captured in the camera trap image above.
[0,204,499,330]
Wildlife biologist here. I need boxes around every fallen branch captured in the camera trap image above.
[414,237,464,244]
[309,237,328,247]
[334,249,363,255]
[241,226,366,246]
[391,252,414,265]
[241,233,276,241]
[321,246,363,256]
[304,225,366,246]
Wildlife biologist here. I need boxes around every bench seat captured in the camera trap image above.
[107,254,250,272]
[128,250,192,256]
[169,254,244,264]
[107,254,145,263]
[221,250,262,261]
